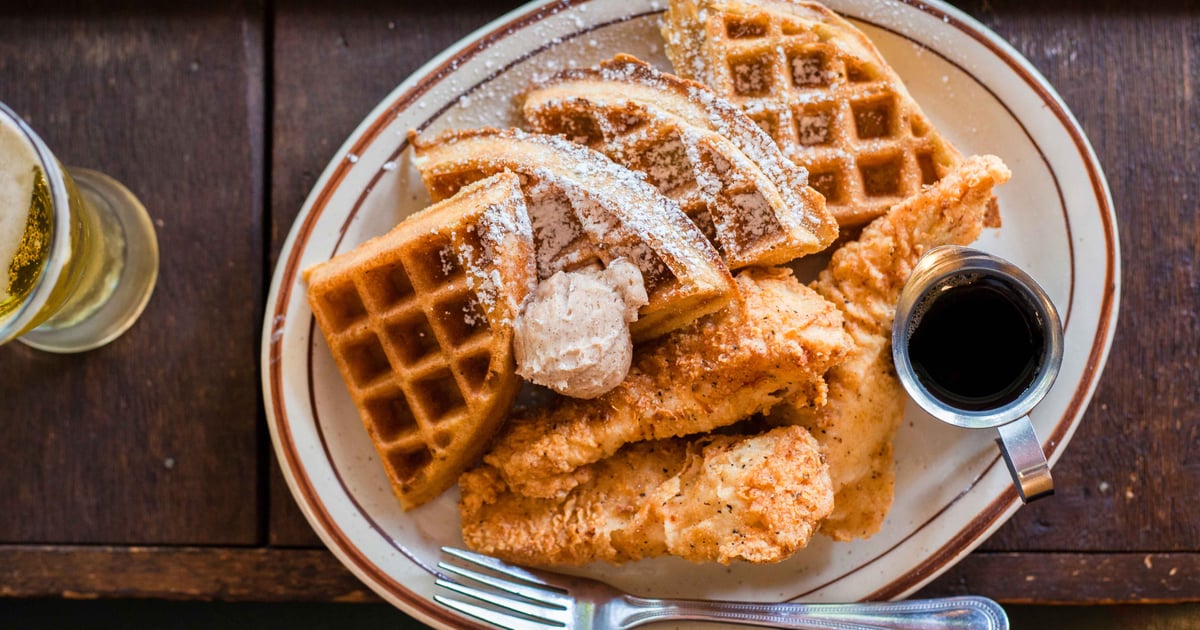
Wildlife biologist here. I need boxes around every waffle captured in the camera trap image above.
[662,0,973,227]
[410,127,737,342]
[304,173,536,510]
[521,54,838,269]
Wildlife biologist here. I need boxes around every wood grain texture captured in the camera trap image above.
[268,0,516,546]
[262,0,1200,597]
[954,0,1200,553]
[919,552,1200,604]
[0,0,1191,605]
[0,546,373,602]
[3,546,1199,605]
[0,1,265,544]
[268,451,323,547]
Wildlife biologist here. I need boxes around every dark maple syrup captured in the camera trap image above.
[908,275,1044,411]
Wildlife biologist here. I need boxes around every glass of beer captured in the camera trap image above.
[0,101,158,352]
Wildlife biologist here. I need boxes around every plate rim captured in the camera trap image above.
[261,0,1120,623]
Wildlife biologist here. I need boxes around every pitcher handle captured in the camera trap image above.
[996,416,1053,502]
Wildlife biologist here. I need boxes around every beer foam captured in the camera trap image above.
[0,114,42,302]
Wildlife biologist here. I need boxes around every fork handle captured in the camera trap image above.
[619,594,1007,629]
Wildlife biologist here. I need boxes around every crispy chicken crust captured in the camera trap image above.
[482,266,851,500]
[776,155,1012,541]
[460,425,833,566]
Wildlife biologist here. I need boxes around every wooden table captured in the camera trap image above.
[1,0,1196,612]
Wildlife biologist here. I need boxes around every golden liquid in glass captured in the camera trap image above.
[0,167,52,319]
[0,166,124,336]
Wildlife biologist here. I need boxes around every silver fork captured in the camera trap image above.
[434,547,1008,629]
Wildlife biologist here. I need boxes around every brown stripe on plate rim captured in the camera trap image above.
[783,5,1093,600]
[306,7,664,575]
[861,0,1118,601]
[267,0,1119,617]
[270,1,598,627]
[270,1,652,626]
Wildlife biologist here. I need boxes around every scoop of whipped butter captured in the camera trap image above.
[513,257,648,399]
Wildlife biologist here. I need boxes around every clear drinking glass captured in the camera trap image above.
[0,101,158,352]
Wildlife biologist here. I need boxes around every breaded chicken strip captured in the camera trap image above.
[483,266,851,500]
[460,425,833,566]
[775,155,1012,541]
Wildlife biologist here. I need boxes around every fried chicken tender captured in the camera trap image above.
[775,155,1012,541]
[460,425,833,566]
[482,266,851,500]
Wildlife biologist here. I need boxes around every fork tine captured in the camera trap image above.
[442,547,563,590]
[438,560,570,608]
[437,577,569,625]
[434,595,560,630]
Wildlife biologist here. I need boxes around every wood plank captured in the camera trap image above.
[0,546,373,602]
[269,0,516,265]
[268,0,517,546]
[0,2,265,544]
[953,1,1200,554]
[919,552,1200,605]
[266,0,1200,578]
[3,546,1200,604]
[268,451,323,547]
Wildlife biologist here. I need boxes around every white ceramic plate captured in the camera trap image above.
[262,1,1119,626]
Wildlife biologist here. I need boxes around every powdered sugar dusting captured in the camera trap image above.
[522,55,837,267]
[659,0,963,227]
[411,127,733,335]
[455,180,536,324]
[525,177,586,278]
